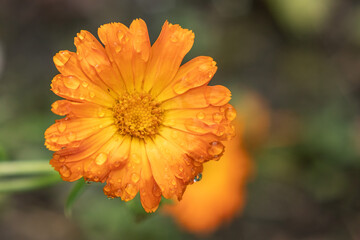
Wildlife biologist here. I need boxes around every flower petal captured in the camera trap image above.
[51,100,113,118]
[51,74,115,107]
[145,135,200,199]
[98,19,151,92]
[161,85,232,110]
[50,125,117,181]
[45,118,114,151]
[103,138,144,202]
[163,104,236,139]
[74,30,126,96]
[156,56,217,102]
[144,21,194,94]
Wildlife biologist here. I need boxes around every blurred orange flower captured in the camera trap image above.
[44,19,236,212]
[164,122,252,233]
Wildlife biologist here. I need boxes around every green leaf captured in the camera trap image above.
[65,180,86,218]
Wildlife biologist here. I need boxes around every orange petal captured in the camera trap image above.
[51,100,113,118]
[74,30,126,96]
[145,135,200,199]
[156,56,217,102]
[98,19,151,92]
[159,127,222,164]
[144,21,194,94]
[161,85,231,110]
[51,74,115,107]
[45,117,114,151]
[139,151,162,212]
[103,138,143,202]
[49,125,117,181]
[129,19,151,91]
[54,125,117,160]
[163,104,236,139]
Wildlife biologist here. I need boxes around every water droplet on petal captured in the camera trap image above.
[78,33,85,40]
[82,81,88,88]
[115,189,123,197]
[59,165,71,178]
[89,92,95,98]
[131,173,140,183]
[97,108,105,117]
[208,141,225,157]
[57,122,66,133]
[50,135,59,143]
[104,185,111,192]
[171,179,176,186]
[66,132,76,142]
[95,152,107,165]
[196,112,205,120]
[173,80,187,94]
[193,173,202,183]
[225,105,236,121]
[212,112,223,123]
[170,35,178,42]
[63,76,80,90]
[52,101,59,110]
[125,184,137,196]
[115,44,122,53]
[117,31,124,41]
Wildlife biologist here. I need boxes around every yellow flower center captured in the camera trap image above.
[113,92,164,138]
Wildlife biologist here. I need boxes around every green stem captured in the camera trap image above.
[0,174,61,193]
[0,161,53,176]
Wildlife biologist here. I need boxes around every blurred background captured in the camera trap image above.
[1,0,360,239]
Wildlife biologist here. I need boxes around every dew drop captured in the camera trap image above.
[117,31,124,41]
[115,45,122,53]
[50,135,59,143]
[59,165,71,178]
[78,33,85,40]
[196,112,205,120]
[57,122,66,133]
[131,173,140,183]
[104,185,111,192]
[66,132,76,142]
[193,173,202,183]
[89,92,95,98]
[208,141,225,157]
[82,81,88,88]
[52,101,59,111]
[173,80,187,94]
[63,76,80,90]
[95,152,107,165]
[225,106,236,121]
[170,35,178,42]
[125,184,137,196]
[171,179,176,186]
[212,112,223,123]
[97,108,105,117]
[115,189,123,197]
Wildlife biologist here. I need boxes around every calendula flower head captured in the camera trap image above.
[45,19,236,212]
[164,122,252,233]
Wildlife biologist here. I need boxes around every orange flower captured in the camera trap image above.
[45,19,236,212]
[164,122,252,233]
